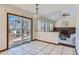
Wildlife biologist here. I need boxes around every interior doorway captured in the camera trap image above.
[7,13,33,48]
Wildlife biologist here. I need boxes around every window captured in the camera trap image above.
[38,20,42,31]
[50,23,53,32]
[41,21,44,32]
[45,22,48,32]
[38,20,53,32]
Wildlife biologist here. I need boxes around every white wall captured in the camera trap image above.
[0,8,7,51]
[35,32,59,44]
[0,5,34,51]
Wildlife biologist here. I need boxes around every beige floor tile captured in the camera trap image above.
[22,46,33,52]
[62,52,74,55]
[33,45,46,51]
[41,46,54,54]
[49,51,61,55]
[22,51,32,55]
[49,45,64,55]
[37,51,48,55]
[62,46,74,55]
[29,49,40,55]
[62,51,74,55]
[9,48,23,55]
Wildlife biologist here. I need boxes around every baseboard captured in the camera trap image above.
[33,39,58,45]
[34,39,76,48]
[59,43,75,48]
[0,48,8,52]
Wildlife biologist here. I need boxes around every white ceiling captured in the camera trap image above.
[11,4,76,21]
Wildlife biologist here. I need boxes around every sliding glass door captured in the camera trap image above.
[8,13,32,48]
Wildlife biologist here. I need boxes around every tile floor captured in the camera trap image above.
[0,41,76,55]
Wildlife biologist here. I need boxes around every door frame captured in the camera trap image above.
[7,12,33,49]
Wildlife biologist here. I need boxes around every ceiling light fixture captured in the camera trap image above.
[62,13,70,17]
[34,4,39,17]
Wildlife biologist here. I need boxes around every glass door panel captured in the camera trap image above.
[22,18,31,43]
[9,15,22,48]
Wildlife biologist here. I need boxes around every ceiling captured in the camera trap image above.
[11,4,76,21]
